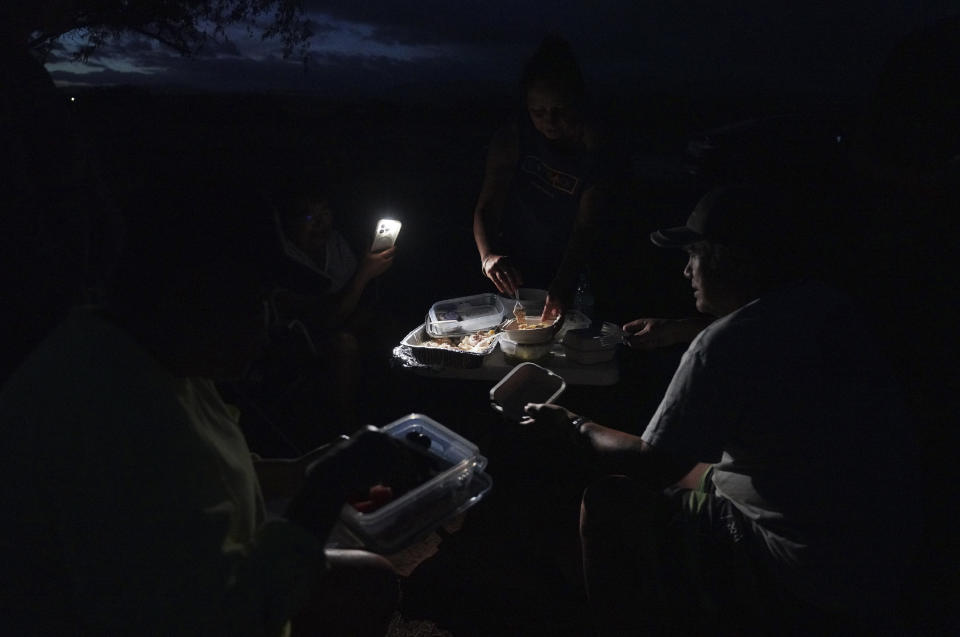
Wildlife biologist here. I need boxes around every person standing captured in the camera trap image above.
[473,34,614,320]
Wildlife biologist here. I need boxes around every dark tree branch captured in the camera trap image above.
[22,1,309,59]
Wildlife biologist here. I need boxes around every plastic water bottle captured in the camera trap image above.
[573,270,595,323]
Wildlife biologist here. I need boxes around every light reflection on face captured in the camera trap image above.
[683,241,746,317]
[295,199,334,248]
[684,241,720,316]
[526,82,580,142]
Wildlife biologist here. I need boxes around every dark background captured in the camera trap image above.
[59,77,956,634]
[4,4,958,634]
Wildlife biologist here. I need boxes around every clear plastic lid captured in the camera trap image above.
[425,293,506,337]
[333,414,492,553]
[380,413,486,471]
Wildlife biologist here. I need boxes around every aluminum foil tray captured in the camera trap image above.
[399,324,498,369]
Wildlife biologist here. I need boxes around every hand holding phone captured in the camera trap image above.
[371,219,402,253]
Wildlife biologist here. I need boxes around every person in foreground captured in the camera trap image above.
[526,185,920,636]
[0,181,401,636]
[472,34,613,320]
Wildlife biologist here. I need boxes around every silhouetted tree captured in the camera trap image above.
[1,1,311,380]
[4,1,310,58]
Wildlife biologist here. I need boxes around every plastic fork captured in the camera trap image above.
[513,290,525,324]
[598,325,630,348]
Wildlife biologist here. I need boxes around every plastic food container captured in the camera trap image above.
[489,363,566,422]
[555,309,592,340]
[332,414,492,553]
[425,293,505,337]
[561,325,618,365]
[400,324,499,369]
[499,332,553,362]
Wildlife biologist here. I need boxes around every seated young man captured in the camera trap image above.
[526,185,920,636]
[0,179,402,636]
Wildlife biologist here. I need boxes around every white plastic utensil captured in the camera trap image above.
[513,290,525,323]
[598,324,630,348]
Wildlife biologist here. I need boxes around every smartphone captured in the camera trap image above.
[489,362,567,422]
[371,219,402,252]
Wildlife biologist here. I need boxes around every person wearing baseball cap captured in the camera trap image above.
[618,184,808,349]
[650,184,808,315]
[525,184,919,635]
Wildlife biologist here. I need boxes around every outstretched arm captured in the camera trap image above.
[474,124,522,296]
[524,403,696,491]
[622,316,713,350]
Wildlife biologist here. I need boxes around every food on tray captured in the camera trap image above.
[512,320,552,330]
[421,330,497,353]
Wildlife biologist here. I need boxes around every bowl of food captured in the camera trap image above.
[501,315,561,344]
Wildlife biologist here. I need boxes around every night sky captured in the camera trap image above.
[44,1,960,99]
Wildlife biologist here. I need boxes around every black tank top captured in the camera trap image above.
[500,113,598,288]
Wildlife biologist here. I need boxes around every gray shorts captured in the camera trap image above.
[659,466,773,634]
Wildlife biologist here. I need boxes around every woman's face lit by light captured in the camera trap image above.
[526,82,580,142]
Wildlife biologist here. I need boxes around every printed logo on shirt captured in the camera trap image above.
[520,155,580,195]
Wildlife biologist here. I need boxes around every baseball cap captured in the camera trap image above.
[650,185,784,249]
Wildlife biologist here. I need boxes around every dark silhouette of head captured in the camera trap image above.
[521,34,586,104]
[107,176,274,378]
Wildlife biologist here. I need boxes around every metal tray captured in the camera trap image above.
[400,324,499,369]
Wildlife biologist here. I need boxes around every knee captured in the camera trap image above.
[580,476,659,541]
[325,549,399,610]
[580,476,633,540]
